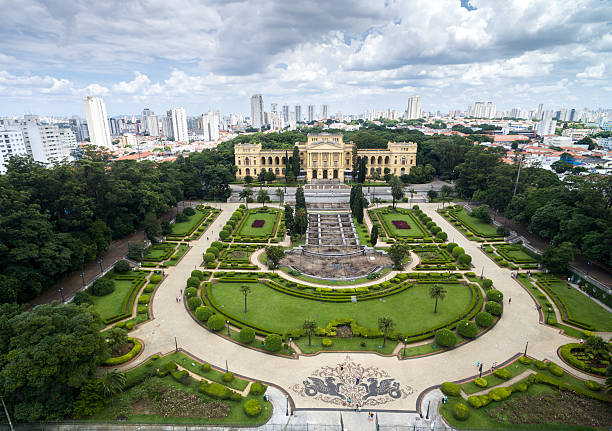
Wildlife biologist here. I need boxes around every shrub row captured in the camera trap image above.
[535,276,594,331]
[104,338,142,366]
[559,343,606,375]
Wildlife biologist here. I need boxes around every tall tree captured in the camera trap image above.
[144,212,162,242]
[295,186,306,210]
[240,285,251,313]
[239,187,253,209]
[440,185,453,207]
[302,319,318,347]
[265,245,285,269]
[358,157,367,183]
[388,242,410,269]
[377,316,395,347]
[100,369,126,407]
[370,225,378,247]
[541,242,575,274]
[284,204,294,236]
[295,208,309,237]
[257,188,270,207]
[292,146,301,177]
[276,187,285,206]
[390,176,404,209]
[408,188,416,207]
[351,145,359,181]
[429,284,447,313]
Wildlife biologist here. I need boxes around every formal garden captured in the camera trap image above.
[439,205,505,242]
[221,206,284,243]
[141,242,190,267]
[413,243,472,270]
[203,242,260,270]
[166,205,221,241]
[369,205,447,243]
[481,243,539,270]
[439,355,611,430]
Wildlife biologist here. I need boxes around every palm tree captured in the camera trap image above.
[240,285,251,313]
[101,369,126,407]
[239,187,252,209]
[302,319,317,347]
[276,187,284,207]
[257,189,270,207]
[408,188,416,207]
[377,317,395,347]
[429,284,447,313]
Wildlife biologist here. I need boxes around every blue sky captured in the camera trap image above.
[0,0,611,117]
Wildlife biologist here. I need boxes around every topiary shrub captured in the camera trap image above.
[187,296,202,311]
[585,380,601,391]
[486,289,504,303]
[222,372,234,382]
[230,392,243,401]
[204,252,216,263]
[264,333,282,352]
[211,241,223,250]
[195,306,213,322]
[457,320,479,338]
[114,260,131,273]
[435,328,457,347]
[548,363,564,377]
[446,242,458,252]
[467,396,483,408]
[73,291,92,305]
[91,278,115,296]
[187,276,201,288]
[137,305,148,314]
[249,382,267,396]
[191,270,204,280]
[535,360,547,370]
[125,321,135,330]
[482,278,493,289]
[322,338,333,347]
[494,368,510,380]
[185,286,197,298]
[138,294,150,304]
[453,402,470,421]
[485,302,503,316]
[219,230,230,240]
[200,362,211,373]
[436,231,448,241]
[518,356,531,365]
[451,246,465,258]
[475,311,494,328]
[207,246,220,257]
[243,399,262,417]
[440,382,461,397]
[474,377,488,388]
[239,327,255,344]
[489,387,512,401]
[150,274,162,283]
[207,314,226,331]
[200,381,230,399]
[514,383,528,392]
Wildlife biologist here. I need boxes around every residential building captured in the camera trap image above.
[83,96,112,148]
[68,117,88,142]
[321,104,329,119]
[295,105,302,123]
[159,115,174,139]
[119,133,137,148]
[16,117,65,163]
[307,105,315,123]
[597,137,612,149]
[406,95,421,119]
[0,127,27,174]
[543,136,573,147]
[58,127,77,157]
[536,112,557,137]
[250,94,264,129]
[282,105,289,123]
[234,132,417,181]
[201,110,220,141]
[169,107,188,141]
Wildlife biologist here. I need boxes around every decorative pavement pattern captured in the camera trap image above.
[291,356,415,407]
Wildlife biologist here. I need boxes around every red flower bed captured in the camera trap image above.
[392,220,411,229]
[251,219,265,228]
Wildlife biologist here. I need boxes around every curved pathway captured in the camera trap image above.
[126,202,592,413]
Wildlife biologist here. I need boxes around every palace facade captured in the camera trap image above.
[234,133,417,181]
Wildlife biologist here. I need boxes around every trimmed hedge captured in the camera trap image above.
[486,289,503,303]
[485,302,503,316]
[474,377,488,388]
[264,333,282,352]
[243,399,263,417]
[493,369,510,380]
[535,275,594,331]
[435,328,457,347]
[239,327,256,344]
[195,306,213,322]
[441,382,461,397]
[475,311,494,328]
[559,343,606,376]
[199,381,231,399]
[187,296,202,311]
[104,338,142,366]
[207,314,226,331]
[249,382,267,395]
[457,320,478,338]
[453,402,469,421]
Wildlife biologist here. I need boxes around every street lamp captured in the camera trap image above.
[289,337,292,354]
[286,396,289,416]
[524,340,528,357]
[226,321,230,337]
[58,286,65,303]
[174,336,178,352]
[403,338,407,358]
[425,400,430,419]
[480,266,484,279]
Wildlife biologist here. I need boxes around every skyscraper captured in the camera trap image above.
[321,105,329,119]
[83,96,112,148]
[169,107,188,141]
[201,110,220,141]
[282,105,289,123]
[295,105,302,123]
[250,94,264,129]
[536,111,557,136]
[406,95,421,119]
[307,105,315,123]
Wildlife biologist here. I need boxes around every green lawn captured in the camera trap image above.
[353,218,372,245]
[171,209,207,236]
[378,210,428,238]
[402,342,442,357]
[236,210,278,237]
[165,244,190,266]
[452,209,498,237]
[295,335,397,355]
[88,279,135,321]
[461,361,530,394]
[209,281,472,335]
[538,277,612,332]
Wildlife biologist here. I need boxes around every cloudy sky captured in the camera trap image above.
[1,0,611,117]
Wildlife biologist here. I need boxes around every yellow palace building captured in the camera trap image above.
[234,133,417,181]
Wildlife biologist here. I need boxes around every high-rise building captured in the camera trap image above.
[321,105,329,119]
[58,127,77,158]
[406,95,421,119]
[307,105,315,123]
[536,111,557,137]
[536,104,543,120]
[0,127,27,174]
[83,96,112,148]
[295,105,302,123]
[201,110,220,141]
[68,117,87,142]
[17,117,65,163]
[270,103,278,114]
[141,108,154,134]
[250,94,264,129]
[282,105,289,123]
[169,107,188,141]
[159,115,173,139]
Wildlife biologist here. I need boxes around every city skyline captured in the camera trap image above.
[1,0,611,116]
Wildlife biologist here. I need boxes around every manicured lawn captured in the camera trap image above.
[378,210,428,238]
[88,279,135,321]
[452,208,498,237]
[353,218,371,245]
[171,209,207,236]
[538,277,612,332]
[236,210,278,237]
[165,244,189,266]
[295,335,397,355]
[209,281,473,334]
[144,248,169,259]
[494,244,538,264]
[402,342,442,357]
[461,362,530,395]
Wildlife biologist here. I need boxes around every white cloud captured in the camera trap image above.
[576,63,605,79]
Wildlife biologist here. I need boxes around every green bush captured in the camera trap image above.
[171,370,190,385]
[150,274,162,283]
[200,362,211,372]
[435,328,457,347]
[138,294,150,304]
[440,382,461,397]
[187,276,201,288]
[514,383,528,392]
[482,278,493,289]
[195,306,213,322]
[204,252,216,263]
[457,320,478,338]
[585,380,601,391]
[249,382,267,395]
[137,305,148,314]
[200,381,230,399]
[157,361,178,377]
[436,231,448,241]
[446,242,458,252]
[548,363,564,377]
[230,392,243,401]
[243,399,263,417]
[474,377,488,388]
[219,230,230,240]
[103,338,142,365]
[125,321,135,330]
[91,278,115,296]
[187,296,202,311]
[518,356,531,365]
[451,246,465,258]
[114,260,131,273]
[467,396,483,408]
[207,314,226,331]
[475,311,494,328]
[493,368,510,380]
[222,372,234,382]
[322,338,333,347]
[185,287,197,298]
[452,402,470,421]
[143,284,154,293]
[211,241,223,249]
[183,207,195,216]
[486,289,504,303]
[239,327,256,344]
[485,302,503,316]
[264,333,282,352]
[489,387,512,401]
[73,291,92,305]
[457,253,472,265]
[535,360,547,370]
[191,270,204,280]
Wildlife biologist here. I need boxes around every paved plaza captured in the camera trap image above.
[124,201,600,428]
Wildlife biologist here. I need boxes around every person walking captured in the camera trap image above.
[509,297,511,304]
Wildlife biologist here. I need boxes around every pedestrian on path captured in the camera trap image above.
[477,360,480,369]
[355,377,360,384]
[509,297,511,304]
